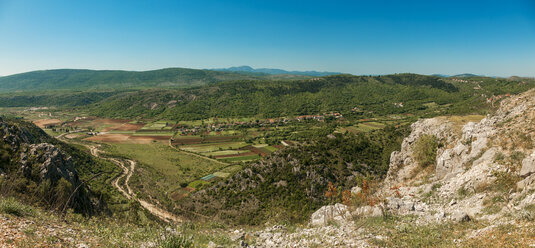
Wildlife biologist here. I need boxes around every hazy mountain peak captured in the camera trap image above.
[211,66,341,77]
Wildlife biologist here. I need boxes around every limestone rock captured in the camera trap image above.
[517,173,535,189]
[19,143,80,187]
[310,203,351,226]
[351,186,362,194]
[353,205,383,217]
[520,151,535,178]
[451,211,471,222]
[206,241,217,248]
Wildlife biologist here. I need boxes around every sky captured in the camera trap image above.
[0,0,534,77]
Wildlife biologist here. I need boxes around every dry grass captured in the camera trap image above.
[438,115,485,132]
[462,222,535,248]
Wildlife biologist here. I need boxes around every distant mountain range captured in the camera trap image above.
[211,66,342,77]
[431,73,485,78]
[0,66,505,93]
[0,68,308,92]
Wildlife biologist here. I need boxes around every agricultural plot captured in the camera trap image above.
[171,135,239,145]
[84,134,171,144]
[177,117,256,127]
[219,154,261,162]
[179,141,248,153]
[106,143,225,192]
[131,132,175,136]
[61,117,142,132]
[337,121,387,133]
[32,118,62,128]
[177,139,278,162]
[140,121,174,130]
[203,150,246,156]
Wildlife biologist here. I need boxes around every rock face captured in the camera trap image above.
[0,118,43,146]
[0,118,93,213]
[20,143,81,189]
[384,118,457,186]
[520,151,535,177]
[378,88,535,222]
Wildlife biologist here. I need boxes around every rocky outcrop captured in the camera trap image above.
[520,151,535,178]
[378,88,535,222]
[1,119,44,146]
[19,143,82,189]
[0,118,93,213]
[384,118,458,186]
[310,203,351,226]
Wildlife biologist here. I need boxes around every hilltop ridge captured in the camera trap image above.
[211,65,341,77]
[0,68,292,92]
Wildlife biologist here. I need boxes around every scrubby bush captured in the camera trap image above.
[158,234,193,248]
[413,134,438,168]
[0,197,35,217]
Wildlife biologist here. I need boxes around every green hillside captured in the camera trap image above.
[0,68,279,92]
[182,126,409,224]
[0,90,123,107]
[87,74,535,120]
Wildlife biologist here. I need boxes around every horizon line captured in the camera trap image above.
[0,66,533,79]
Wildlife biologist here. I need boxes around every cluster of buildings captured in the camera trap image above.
[486,93,511,105]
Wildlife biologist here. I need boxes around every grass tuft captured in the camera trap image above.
[0,197,35,217]
[158,234,194,248]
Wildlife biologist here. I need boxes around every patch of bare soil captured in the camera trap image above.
[32,119,62,128]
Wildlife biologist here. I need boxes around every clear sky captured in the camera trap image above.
[0,0,534,77]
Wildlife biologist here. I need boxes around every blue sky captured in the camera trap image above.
[0,0,534,76]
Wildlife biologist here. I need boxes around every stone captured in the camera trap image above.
[351,186,362,194]
[520,152,535,178]
[207,241,217,248]
[353,205,383,217]
[435,211,447,220]
[310,203,351,226]
[517,173,535,189]
[451,211,471,222]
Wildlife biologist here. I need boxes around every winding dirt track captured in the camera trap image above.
[88,146,182,223]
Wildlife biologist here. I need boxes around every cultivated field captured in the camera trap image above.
[85,134,171,144]
[32,118,62,128]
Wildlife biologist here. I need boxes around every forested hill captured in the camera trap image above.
[0,68,286,92]
[88,73,535,120]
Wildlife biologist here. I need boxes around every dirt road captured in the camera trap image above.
[88,145,182,223]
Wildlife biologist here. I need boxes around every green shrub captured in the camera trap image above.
[158,234,193,248]
[413,134,438,167]
[0,197,35,217]
[54,178,73,208]
[492,171,520,193]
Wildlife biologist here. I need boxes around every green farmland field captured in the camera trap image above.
[220,154,261,162]
[106,143,225,188]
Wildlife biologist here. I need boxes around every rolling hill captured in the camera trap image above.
[0,68,276,92]
[87,73,535,121]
